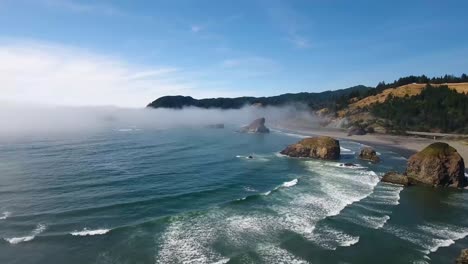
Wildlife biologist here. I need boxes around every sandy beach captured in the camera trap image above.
[274,119,468,166]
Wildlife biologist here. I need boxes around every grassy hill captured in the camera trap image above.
[349,82,468,109]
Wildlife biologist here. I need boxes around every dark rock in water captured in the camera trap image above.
[406,142,466,188]
[248,155,253,159]
[340,163,357,167]
[280,136,340,160]
[347,126,366,136]
[359,147,381,163]
[382,171,410,186]
[240,117,270,133]
[206,124,224,129]
[456,249,468,264]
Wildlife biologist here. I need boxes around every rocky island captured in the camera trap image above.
[382,142,466,188]
[280,136,340,160]
[359,147,380,163]
[240,117,270,133]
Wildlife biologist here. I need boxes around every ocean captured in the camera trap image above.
[0,126,467,263]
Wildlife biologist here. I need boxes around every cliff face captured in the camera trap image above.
[280,136,340,160]
[406,142,466,188]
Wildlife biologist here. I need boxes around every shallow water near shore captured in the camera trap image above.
[0,127,467,263]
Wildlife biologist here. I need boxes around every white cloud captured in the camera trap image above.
[191,25,203,33]
[0,40,198,107]
[266,2,312,49]
[289,35,311,49]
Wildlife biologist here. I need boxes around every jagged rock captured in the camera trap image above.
[406,142,466,188]
[359,147,381,163]
[240,117,270,133]
[280,136,340,160]
[347,126,366,136]
[382,171,410,186]
[456,249,468,264]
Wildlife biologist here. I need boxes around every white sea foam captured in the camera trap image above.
[262,178,299,196]
[340,146,352,152]
[343,215,390,229]
[0,211,11,220]
[310,225,360,250]
[282,178,298,188]
[256,244,309,264]
[4,224,46,244]
[156,212,230,264]
[70,228,110,236]
[385,222,468,258]
[327,162,366,170]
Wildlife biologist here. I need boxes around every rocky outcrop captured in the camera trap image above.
[382,171,410,186]
[406,142,466,188]
[240,118,270,133]
[456,249,468,264]
[359,147,381,163]
[280,136,340,160]
[347,126,366,136]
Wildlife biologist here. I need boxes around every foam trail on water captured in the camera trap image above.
[4,224,46,244]
[0,211,11,220]
[70,228,110,236]
[263,178,299,195]
[385,222,468,259]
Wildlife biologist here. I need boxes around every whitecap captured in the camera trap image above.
[310,226,360,250]
[340,146,352,152]
[4,224,46,244]
[256,244,309,263]
[0,211,11,220]
[70,228,110,236]
[282,179,298,188]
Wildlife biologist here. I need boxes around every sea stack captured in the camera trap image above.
[240,117,270,133]
[359,147,381,163]
[406,142,466,188]
[280,136,340,160]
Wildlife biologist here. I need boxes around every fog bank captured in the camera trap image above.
[0,103,319,141]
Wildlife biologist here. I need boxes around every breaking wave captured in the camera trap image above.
[4,224,46,244]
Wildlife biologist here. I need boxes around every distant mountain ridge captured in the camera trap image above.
[147,85,371,109]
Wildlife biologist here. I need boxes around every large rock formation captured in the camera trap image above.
[456,249,468,264]
[240,118,270,133]
[359,147,381,163]
[406,142,466,188]
[381,171,410,186]
[280,136,340,160]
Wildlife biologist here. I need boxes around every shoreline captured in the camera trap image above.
[273,120,468,171]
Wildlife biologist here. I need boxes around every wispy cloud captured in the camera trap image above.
[43,0,125,16]
[289,35,311,49]
[0,40,197,107]
[266,1,312,49]
[190,25,203,33]
[221,56,280,76]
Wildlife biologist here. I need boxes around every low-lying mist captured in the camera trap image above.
[0,103,321,142]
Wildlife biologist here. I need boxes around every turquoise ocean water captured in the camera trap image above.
[0,126,467,263]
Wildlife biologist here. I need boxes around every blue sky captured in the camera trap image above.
[1,0,468,107]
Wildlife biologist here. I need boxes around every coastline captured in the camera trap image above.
[273,119,468,165]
